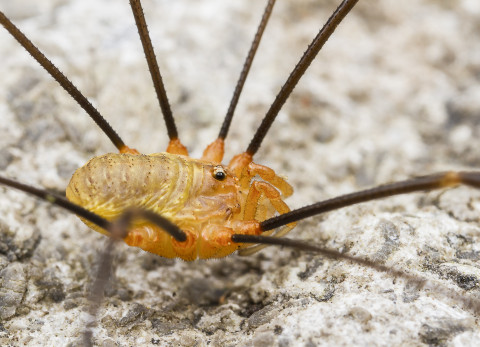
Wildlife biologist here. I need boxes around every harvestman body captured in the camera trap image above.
[1,0,480,345]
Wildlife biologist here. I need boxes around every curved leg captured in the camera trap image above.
[238,181,296,256]
[241,162,293,197]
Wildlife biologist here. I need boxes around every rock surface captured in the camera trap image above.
[0,0,480,346]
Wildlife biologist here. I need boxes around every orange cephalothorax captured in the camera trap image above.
[66,151,295,260]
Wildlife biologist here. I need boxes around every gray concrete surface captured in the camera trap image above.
[1,0,480,346]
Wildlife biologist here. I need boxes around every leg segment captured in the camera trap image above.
[238,181,296,256]
[198,221,261,259]
[201,138,225,163]
[260,171,480,231]
[229,157,296,256]
[240,162,293,197]
[166,138,189,156]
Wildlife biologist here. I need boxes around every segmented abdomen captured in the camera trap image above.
[67,153,206,224]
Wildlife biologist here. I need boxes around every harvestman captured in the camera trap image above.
[1,0,480,345]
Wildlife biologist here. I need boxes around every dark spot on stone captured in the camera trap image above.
[118,303,149,327]
[456,250,480,260]
[0,150,14,170]
[445,95,480,130]
[182,278,226,306]
[402,282,421,303]
[63,299,79,310]
[191,310,204,326]
[0,262,28,319]
[49,287,66,303]
[35,276,66,303]
[140,253,175,271]
[247,304,278,329]
[346,307,373,324]
[116,287,135,302]
[297,258,323,280]
[0,220,41,261]
[101,276,134,301]
[455,274,478,291]
[151,318,188,335]
[310,280,336,303]
[371,220,399,264]
[211,258,260,278]
[240,302,264,318]
[419,320,467,346]
[425,261,479,291]
[447,234,479,260]
[274,325,283,334]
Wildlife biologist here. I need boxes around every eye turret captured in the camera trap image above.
[212,166,227,181]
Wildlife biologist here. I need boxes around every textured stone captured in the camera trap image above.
[0,0,479,346]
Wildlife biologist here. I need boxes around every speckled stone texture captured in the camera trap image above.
[1,0,480,346]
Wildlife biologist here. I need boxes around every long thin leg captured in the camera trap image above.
[228,0,359,172]
[245,0,359,156]
[202,0,276,163]
[129,0,188,156]
[0,175,186,242]
[81,208,186,346]
[0,11,135,154]
[219,0,276,142]
[259,171,480,231]
[232,234,480,316]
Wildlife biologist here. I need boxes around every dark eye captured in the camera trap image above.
[213,166,227,181]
